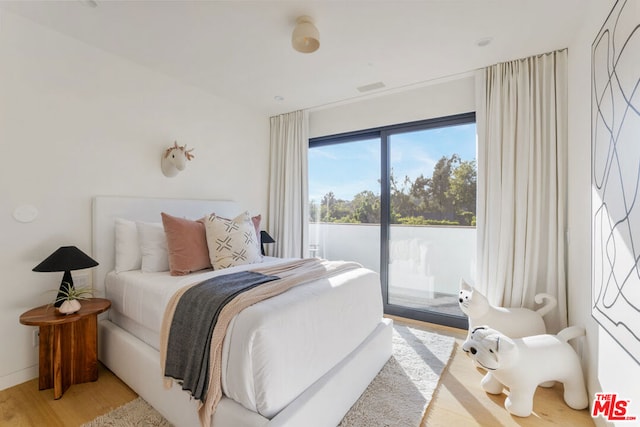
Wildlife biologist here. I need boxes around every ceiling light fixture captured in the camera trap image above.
[292,15,320,53]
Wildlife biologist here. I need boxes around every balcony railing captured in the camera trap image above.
[309,222,476,316]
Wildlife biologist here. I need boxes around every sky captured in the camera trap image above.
[308,123,477,202]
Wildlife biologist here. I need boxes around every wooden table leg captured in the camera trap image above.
[53,324,65,399]
[38,325,54,391]
[70,314,99,384]
[37,314,99,399]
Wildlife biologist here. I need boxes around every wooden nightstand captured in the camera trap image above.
[19,298,111,399]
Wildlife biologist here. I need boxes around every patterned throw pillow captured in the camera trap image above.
[204,212,262,270]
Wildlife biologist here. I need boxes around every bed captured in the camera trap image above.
[92,196,393,427]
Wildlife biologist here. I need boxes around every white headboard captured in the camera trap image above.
[91,196,240,297]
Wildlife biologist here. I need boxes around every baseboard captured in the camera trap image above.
[0,365,38,391]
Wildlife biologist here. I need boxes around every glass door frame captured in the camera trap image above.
[309,112,475,329]
[380,113,475,329]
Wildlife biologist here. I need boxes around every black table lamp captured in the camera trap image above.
[33,246,99,307]
[260,231,275,256]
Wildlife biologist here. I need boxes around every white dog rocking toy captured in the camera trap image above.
[462,325,589,417]
[458,279,557,338]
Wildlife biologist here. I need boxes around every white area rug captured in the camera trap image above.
[339,323,455,426]
[82,323,455,427]
[81,397,172,427]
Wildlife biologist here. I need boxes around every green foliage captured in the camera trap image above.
[352,190,381,224]
[448,160,477,225]
[310,153,477,226]
[396,216,460,226]
[54,282,94,304]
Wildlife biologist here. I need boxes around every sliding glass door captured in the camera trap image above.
[309,113,475,328]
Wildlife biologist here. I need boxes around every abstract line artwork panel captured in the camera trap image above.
[592,0,640,365]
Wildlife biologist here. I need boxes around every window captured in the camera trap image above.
[309,113,476,328]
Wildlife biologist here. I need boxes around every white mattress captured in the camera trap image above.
[105,257,383,419]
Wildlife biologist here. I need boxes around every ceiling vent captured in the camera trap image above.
[357,82,386,93]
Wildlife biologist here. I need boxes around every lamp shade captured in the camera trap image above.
[260,230,275,244]
[292,15,320,53]
[33,246,98,272]
[33,246,98,307]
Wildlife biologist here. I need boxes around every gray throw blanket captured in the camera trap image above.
[164,271,278,400]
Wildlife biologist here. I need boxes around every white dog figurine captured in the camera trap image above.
[458,279,556,338]
[462,325,589,417]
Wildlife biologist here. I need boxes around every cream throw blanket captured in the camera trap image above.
[160,258,362,427]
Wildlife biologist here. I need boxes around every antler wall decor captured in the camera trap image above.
[161,141,195,177]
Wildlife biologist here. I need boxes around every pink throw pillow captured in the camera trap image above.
[251,214,261,241]
[161,212,212,276]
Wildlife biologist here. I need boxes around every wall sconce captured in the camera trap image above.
[161,141,195,177]
[292,15,320,53]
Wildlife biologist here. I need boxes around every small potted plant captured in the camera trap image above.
[55,282,94,314]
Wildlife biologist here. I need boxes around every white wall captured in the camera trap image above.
[309,75,475,138]
[567,0,640,424]
[0,11,269,390]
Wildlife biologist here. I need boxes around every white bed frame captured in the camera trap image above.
[92,196,393,427]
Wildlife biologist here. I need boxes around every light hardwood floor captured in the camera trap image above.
[0,316,594,426]
[0,363,136,426]
[400,316,596,427]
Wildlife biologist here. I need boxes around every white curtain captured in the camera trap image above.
[476,49,568,332]
[267,110,309,258]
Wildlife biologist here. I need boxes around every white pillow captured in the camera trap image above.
[114,218,142,273]
[136,221,170,273]
[204,212,262,270]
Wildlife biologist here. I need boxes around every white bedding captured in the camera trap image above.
[105,257,383,418]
